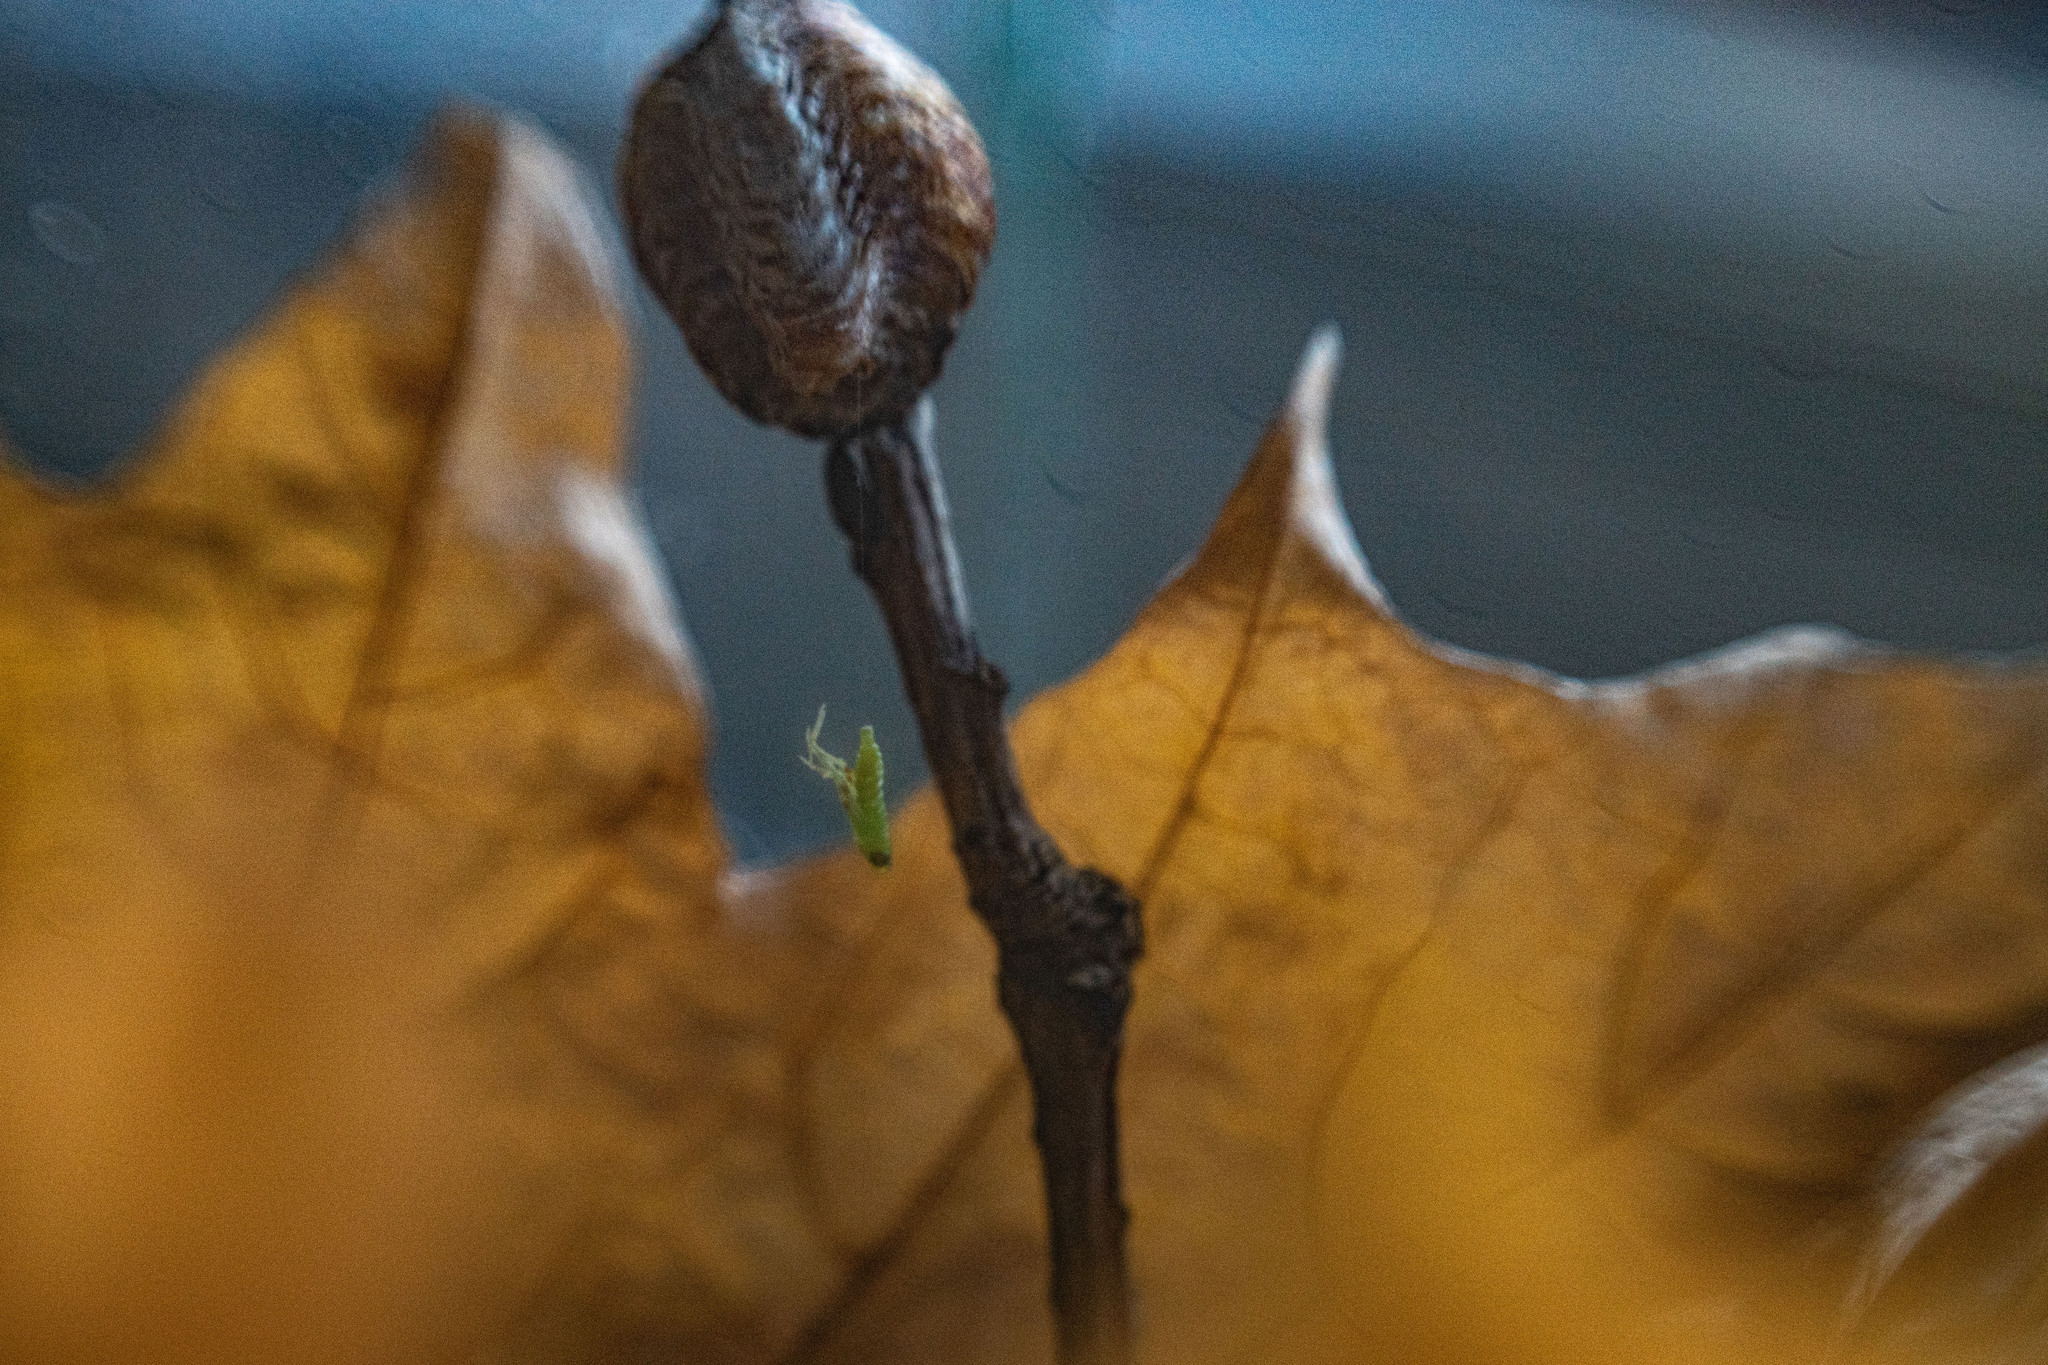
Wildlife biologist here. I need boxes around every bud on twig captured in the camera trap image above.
[620,8,1137,1359]
[620,0,997,438]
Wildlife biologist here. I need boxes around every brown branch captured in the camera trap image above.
[825,406,1142,1365]
[616,0,1133,1348]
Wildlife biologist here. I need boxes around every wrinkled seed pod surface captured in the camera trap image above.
[620,0,996,439]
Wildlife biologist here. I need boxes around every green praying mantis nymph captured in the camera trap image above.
[801,705,891,868]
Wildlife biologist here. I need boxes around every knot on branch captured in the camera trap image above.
[985,861,1142,1041]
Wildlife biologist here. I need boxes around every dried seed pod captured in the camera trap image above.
[620,0,996,439]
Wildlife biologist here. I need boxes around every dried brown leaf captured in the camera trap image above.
[4,112,2046,1365]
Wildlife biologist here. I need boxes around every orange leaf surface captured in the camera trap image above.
[5,111,2046,1365]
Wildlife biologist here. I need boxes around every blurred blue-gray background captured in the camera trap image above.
[5,0,2046,862]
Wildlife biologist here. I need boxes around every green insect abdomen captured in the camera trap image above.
[849,725,891,867]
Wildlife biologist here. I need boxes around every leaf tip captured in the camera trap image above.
[1289,322,1344,444]
[1162,324,1387,618]
[1273,324,1379,605]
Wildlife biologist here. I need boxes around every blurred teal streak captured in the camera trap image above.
[1095,1,2048,393]
[4,0,710,117]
